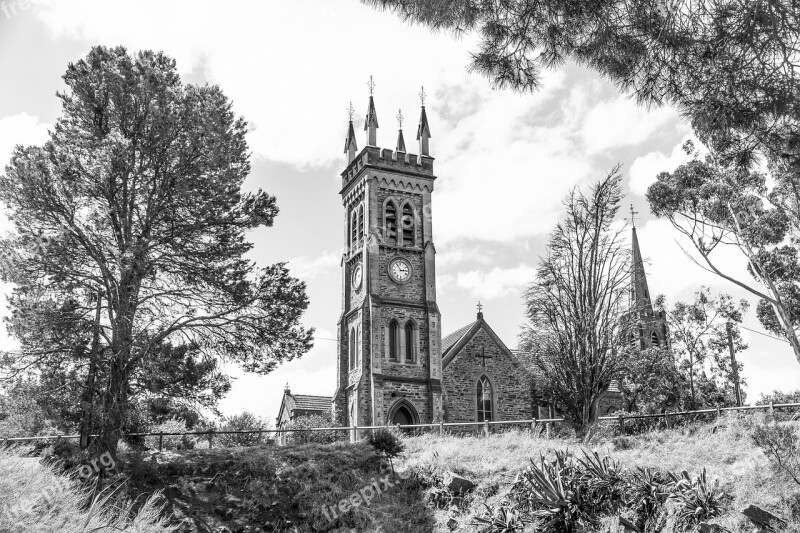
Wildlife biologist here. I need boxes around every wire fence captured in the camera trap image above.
[5,402,800,451]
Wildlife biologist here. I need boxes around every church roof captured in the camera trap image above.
[290,394,332,411]
[277,392,332,423]
[441,315,516,369]
[441,320,478,355]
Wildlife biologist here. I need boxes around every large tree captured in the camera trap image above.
[365,0,799,168]
[0,46,313,452]
[658,288,748,407]
[520,169,630,436]
[646,148,800,363]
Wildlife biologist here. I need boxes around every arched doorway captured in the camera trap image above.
[388,399,419,429]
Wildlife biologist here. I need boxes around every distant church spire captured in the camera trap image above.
[364,76,379,147]
[630,204,653,315]
[396,109,406,152]
[416,86,431,156]
[344,102,358,163]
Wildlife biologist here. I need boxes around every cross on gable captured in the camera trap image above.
[476,345,493,367]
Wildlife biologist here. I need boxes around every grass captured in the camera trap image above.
[0,447,176,533]
[4,414,800,532]
[399,413,800,532]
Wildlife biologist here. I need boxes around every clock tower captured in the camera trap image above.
[332,86,443,435]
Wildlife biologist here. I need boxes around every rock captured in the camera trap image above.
[447,517,458,530]
[741,505,786,531]
[444,472,476,494]
[699,523,730,533]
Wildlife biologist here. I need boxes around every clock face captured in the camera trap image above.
[352,264,363,290]
[389,258,411,282]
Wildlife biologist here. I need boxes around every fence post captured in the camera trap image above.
[716,405,721,423]
[531,418,537,433]
[664,411,671,429]
[770,401,775,418]
[483,420,490,437]
[208,430,213,449]
[158,432,163,452]
[438,421,444,436]
[618,414,625,436]
[353,424,358,442]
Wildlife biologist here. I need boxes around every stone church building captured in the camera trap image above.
[288,90,665,432]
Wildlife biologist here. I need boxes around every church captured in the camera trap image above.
[279,85,666,434]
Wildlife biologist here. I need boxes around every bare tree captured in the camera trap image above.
[520,168,630,436]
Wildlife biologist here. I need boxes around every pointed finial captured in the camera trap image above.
[284,382,291,395]
[419,86,426,107]
[477,301,483,319]
[367,75,376,96]
[397,109,404,129]
[629,204,639,227]
[347,102,355,122]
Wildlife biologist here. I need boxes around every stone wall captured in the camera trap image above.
[442,327,532,423]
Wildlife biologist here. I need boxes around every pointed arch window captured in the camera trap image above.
[357,204,365,247]
[350,207,358,251]
[349,327,356,369]
[356,324,362,365]
[401,202,415,247]
[383,200,398,244]
[404,322,415,363]
[651,331,660,347]
[477,376,493,422]
[388,320,400,361]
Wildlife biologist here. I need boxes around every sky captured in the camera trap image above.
[0,0,798,426]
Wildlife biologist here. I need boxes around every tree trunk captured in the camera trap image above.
[94,353,127,454]
[79,291,102,450]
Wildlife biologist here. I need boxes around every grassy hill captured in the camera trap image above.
[3,413,800,532]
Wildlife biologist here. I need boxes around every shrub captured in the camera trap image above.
[482,448,726,533]
[284,414,340,445]
[144,419,196,451]
[752,422,800,486]
[217,411,270,448]
[367,427,404,474]
[668,469,729,530]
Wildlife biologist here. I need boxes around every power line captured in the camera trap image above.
[738,324,787,343]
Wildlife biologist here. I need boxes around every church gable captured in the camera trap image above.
[441,315,532,423]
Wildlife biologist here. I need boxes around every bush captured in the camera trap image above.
[144,419,196,451]
[367,428,404,473]
[477,449,726,533]
[284,414,340,445]
[752,421,800,486]
[217,411,270,448]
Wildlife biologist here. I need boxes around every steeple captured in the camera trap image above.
[417,86,431,156]
[364,76,379,147]
[396,109,406,152]
[344,102,357,163]
[630,207,653,315]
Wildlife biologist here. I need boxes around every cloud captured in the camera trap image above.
[0,113,50,171]
[29,0,674,248]
[629,134,697,196]
[581,96,681,154]
[456,264,536,300]
[287,251,340,281]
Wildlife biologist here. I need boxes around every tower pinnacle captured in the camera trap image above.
[631,226,653,314]
[344,102,358,163]
[396,109,406,152]
[416,86,431,156]
[364,76,379,147]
